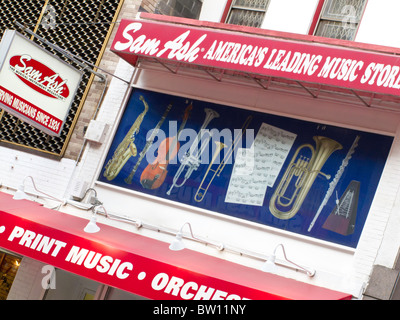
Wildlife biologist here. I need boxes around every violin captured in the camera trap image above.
[140,103,193,189]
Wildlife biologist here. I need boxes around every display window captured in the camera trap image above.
[98,88,393,248]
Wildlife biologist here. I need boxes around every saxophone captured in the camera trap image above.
[103,95,149,181]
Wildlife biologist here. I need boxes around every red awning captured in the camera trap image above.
[0,191,351,300]
[111,13,400,109]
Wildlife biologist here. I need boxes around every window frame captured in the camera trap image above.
[223,0,271,28]
[310,0,368,40]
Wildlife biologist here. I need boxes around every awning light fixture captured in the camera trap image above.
[13,176,66,203]
[11,176,315,278]
[84,208,101,234]
[262,244,316,277]
[169,222,224,252]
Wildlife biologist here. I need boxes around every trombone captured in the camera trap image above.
[194,115,253,202]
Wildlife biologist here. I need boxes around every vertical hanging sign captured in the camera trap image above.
[0,30,82,136]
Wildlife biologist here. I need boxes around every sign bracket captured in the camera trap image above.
[14,21,130,85]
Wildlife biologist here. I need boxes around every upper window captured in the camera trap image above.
[314,0,367,40]
[226,0,270,28]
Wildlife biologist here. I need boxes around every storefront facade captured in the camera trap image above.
[1,0,400,300]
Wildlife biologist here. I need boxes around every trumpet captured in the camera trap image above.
[103,96,149,181]
[194,115,253,202]
[269,136,342,220]
[166,108,219,195]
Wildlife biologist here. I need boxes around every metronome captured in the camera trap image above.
[322,181,360,236]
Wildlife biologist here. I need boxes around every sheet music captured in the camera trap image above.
[225,123,297,206]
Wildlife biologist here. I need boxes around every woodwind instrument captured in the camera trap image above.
[194,115,253,202]
[308,135,360,232]
[166,108,219,195]
[124,103,173,184]
[103,96,149,181]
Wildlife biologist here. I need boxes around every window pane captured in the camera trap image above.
[321,0,366,21]
[315,20,357,40]
[227,8,266,27]
[232,0,269,10]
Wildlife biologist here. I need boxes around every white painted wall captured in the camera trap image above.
[199,0,228,23]
[356,0,400,48]
[199,0,319,35]
[262,0,319,34]
[0,146,76,200]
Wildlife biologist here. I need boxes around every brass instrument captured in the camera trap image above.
[103,95,149,181]
[194,115,253,202]
[194,141,227,202]
[166,108,219,195]
[269,136,342,220]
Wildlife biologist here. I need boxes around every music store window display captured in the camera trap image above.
[99,88,393,248]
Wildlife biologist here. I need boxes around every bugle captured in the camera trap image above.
[194,115,253,202]
[166,108,219,195]
[269,136,342,220]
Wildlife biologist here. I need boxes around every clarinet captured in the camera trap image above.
[124,103,173,184]
[308,135,360,232]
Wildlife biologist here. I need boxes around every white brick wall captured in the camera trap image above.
[67,59,134,194]
[7,257,47,300]
[0,146,76,199]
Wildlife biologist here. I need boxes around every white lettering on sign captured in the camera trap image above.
[113,20,400,96]
[114,22,160,55]
[8,226,66,257]
[9,54,69,101]
[151,272,250,300]
[65,245,133,280]
[0,89,14,105]
[204,41,269,67]
[114,22,206,63]
[12,97,37,119]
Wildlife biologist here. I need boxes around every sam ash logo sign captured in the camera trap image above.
[9,54,70,101]
[0,30,82,136]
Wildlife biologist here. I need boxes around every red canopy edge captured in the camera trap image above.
[139,12,400,56]
[0,192,352,300]
[111,14,400,107]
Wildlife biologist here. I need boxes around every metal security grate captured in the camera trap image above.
[226,0,269,28]
[315,0,367,40]
[0,0,122,156]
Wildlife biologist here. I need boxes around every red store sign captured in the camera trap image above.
[0,192,351,300]
[112,18,400,97]
[0,31,82,136]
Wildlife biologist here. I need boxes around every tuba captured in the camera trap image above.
[269,136,342,220]
[103,95,149,181]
